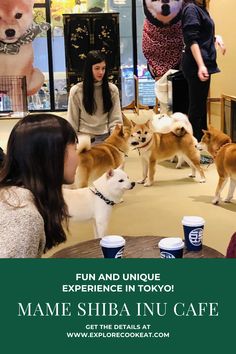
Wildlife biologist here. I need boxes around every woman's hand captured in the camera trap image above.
[215,35,226,55]
[198,65,209,81]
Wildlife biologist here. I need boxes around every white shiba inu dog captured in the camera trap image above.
[63,168,135,238]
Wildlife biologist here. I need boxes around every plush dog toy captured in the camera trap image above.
[0,0,50,96]
[142,0,188,79]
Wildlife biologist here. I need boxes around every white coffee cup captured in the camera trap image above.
[158,237,184,258]
[100,235,126,258]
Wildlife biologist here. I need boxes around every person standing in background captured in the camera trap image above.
[181,0,226,143]
[67,50,123,145]
[72,0,87,13]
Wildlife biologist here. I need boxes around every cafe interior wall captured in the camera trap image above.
[209,0,236,129]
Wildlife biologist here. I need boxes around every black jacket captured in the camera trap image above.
[181,3,219,77]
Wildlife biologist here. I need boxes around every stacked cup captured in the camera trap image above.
[100,235,126,258]
[182,216,205,251]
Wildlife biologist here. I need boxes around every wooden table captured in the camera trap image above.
[51,236,224,258]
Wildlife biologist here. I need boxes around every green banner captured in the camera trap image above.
[1,259,235,353]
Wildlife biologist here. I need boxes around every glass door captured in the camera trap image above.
[136,0,155,107]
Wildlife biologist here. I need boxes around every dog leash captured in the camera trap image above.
[89,187,116,206]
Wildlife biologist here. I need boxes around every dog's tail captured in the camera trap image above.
[171,122,187,137]
[77,134,91,153]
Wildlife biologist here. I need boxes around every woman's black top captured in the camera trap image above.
[181,3,220,77]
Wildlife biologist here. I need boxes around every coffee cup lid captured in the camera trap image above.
[158,237,184,251]
[100,235,125,248]
[182,216,205,227]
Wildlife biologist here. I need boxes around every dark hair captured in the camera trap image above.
[0,113,78,251]
[185,0,207,7]
[82,50,112,115]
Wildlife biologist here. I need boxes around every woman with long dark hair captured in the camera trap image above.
[181,0,226,142]
[0,114,78,258]
[67,50,123,144]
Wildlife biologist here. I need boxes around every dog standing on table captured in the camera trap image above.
[74,114,132,188]
[63,168,135,239]
[199,125,236,205]
[131,120,205,186]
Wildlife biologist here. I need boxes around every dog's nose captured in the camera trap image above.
[161,3,170,16]
[141,137,146,143]
[196,143,203,151]
[5,29,16,37]
[130,182,135,189]
[131,141,139,146]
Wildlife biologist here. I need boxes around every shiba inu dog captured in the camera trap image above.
[131,120,205,186]
[0,0,46,95]
[74,114,132,188]
[152,112,198,168]
[63,168,135,239]
[199,125,236,205]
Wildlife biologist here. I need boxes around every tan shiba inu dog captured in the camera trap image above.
[131,120,205,186]
[74,114,132,188]
[199,125,236,205]
[152,112,198,168]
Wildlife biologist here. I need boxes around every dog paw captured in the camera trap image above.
[199,178,206,183]
[212,197,220,205]
[188,174,196,178]
[137,179,145,184]
[224,198,232,203]
[176,164,182,169]
[144,181,152,187]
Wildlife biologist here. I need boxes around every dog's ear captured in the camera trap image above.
[122,113,132,128]
[106,169,114,178]
[145,120,152,128]
[114,124,122,133]
[122,124,131,138]
[130,120,136,127]
[202,129,211,140]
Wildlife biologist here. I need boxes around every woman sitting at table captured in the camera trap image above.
[0,114,78,258]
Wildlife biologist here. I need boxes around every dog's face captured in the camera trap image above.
[199,129,212,152]
[130,120,153,147]
[199,125,231,154]
[144,0,183,25]
[0,0,34,43]
[105,168,135,194]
